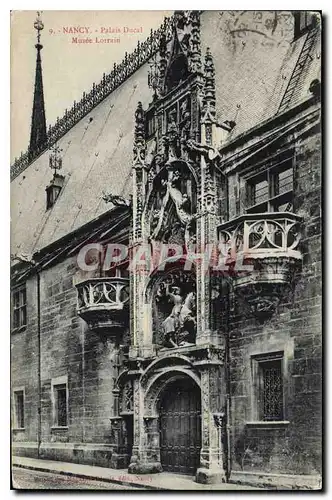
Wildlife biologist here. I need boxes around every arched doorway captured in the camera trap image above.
[159,377,201,475]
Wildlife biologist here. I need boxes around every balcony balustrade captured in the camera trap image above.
[76,277,129,332]
[217,213,303,317]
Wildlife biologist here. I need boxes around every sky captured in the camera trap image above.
[10,10,172,162]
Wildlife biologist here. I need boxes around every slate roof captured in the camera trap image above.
[11,62,152,257]
[11,11,321,258]
[200,11,321,142]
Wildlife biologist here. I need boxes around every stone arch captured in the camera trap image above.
[141,353,194,386]
[144,366,201,416]
[113,369,134,416]
[115,369,130,390]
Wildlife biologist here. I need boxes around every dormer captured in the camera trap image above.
[46,173,65,210]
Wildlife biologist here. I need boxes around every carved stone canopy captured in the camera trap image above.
[152,10,202,98]
[164,31,190,93]
[148,10,201,100]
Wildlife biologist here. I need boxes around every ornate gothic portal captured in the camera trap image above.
[126,11,227,483]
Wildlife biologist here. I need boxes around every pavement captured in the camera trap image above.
[12,456,263,490]
[12,467,140,490]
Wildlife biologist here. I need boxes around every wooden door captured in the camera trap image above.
[159,378,201,475]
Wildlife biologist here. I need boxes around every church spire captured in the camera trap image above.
[29,11,47,158]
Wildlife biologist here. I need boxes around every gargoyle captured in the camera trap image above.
[102,192,131,207]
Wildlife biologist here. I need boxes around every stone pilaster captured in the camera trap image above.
[194,359,227,484]
[196,48,220,346]
[130,101,152,354]
[128,377,162,473]
[109,416,130,469]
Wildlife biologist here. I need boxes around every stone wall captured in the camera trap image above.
[228,128,321,476]
[11,275,39,457]
[11,256,126,466]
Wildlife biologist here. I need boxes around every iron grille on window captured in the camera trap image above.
[260,360,284,421]
[12,285,27,330]
[54,384,67,427]
[14,390,24,428]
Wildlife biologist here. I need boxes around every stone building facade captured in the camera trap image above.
[11,11,322,488]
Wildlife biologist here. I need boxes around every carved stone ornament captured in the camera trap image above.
[148,162,197,248]
[143,416,156,434]
[213,413,225,428]
[148,10,202,99]
[75,278,130,333]
[133,101,146,167]
[236,281,287,321]
[218,213,303,320]
[154,270,196,348]
[120,381,134,413]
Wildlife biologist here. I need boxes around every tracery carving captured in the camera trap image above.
[146,10,202,100]
[120,381,134,413]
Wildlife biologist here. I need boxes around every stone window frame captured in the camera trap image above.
[12,386,25,430]
[250,351,286,423]
[11,283,27,332]
[51,375,69,429]
[245,158,294,214]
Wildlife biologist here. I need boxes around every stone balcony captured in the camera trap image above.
[217,213,303,317]
[76,278,130,332]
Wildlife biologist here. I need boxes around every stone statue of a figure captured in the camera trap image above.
[156,283,196,347]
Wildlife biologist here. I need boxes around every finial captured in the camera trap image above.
[34,11,44,46]
[133,102,145,168]
[135,101,144,124]
[202,47,216,124]
[29,9,47,158]
[49,143,63,177]
[148,54,159,99]
[204,47,215,80]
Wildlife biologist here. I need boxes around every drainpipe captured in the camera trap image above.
[36,270,42,458]
[224,277,232,481]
